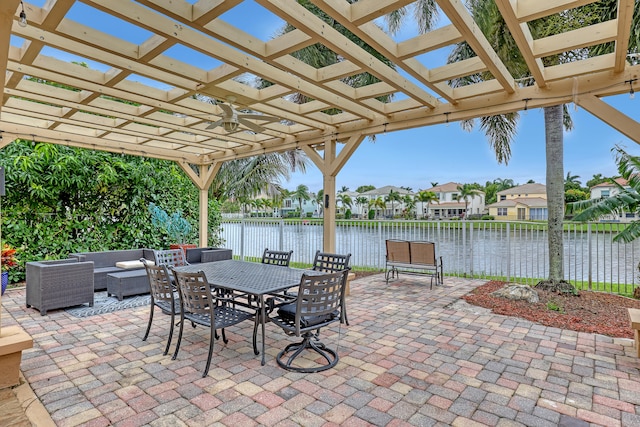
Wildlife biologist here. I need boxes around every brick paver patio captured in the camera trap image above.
[2,274,640,426]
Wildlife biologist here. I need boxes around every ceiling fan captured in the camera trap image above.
[206,96,280,133]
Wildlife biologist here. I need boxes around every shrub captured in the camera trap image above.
[481,215,495,220]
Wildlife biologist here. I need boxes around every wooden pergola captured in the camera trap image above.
[1,0,639,251]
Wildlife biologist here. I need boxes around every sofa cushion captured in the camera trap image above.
[115,259,153,269]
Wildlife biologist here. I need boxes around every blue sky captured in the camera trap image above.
[15,1,640,194]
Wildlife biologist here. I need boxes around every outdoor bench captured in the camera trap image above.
[629,308,640,357]
[385,239,443,289]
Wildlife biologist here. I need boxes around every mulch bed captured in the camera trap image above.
[463,281,640,339]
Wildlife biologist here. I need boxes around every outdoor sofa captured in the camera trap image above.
[69,248,156,291]
[105,247,233,301]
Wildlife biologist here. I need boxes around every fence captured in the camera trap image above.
[220,219,639,294]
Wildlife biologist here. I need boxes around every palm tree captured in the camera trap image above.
[337,193,352,213]
[387,1,603,288]
[385,190,401,219]
[565,171,582,190]
[293,184,310,218]
[340,186,350,193]
[494,178,515,192]
[355,196,369,218]
[568,146,640,243]
[402,195,416,219]
[415,190,439,219]
[457,184,481,219]
[209,152,307,202]
[430,182,439,189]
[315,189,324,218]
[370,197,386,219]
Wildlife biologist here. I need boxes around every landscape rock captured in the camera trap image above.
[490,284,539,303]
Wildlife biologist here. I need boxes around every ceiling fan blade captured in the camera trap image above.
[219,103,233,117]
[239,118,265,133]
[206,119,223,130]
[238,114,280,122]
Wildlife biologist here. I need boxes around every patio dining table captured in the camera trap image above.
[173,259,323,365]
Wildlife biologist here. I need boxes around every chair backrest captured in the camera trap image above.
[172,270,213,316]
[409,241,437,266]
[154,249,188,268]
[261,248,293,267]
[311,251,351,273]
[292,270,348,332]
[386,239,410,263]
[141,260,175,304]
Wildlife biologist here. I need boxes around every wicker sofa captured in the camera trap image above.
[26,258,95,315]
[69,248,155,291]
[105,247,233,301]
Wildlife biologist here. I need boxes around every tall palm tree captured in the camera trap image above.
[293,184,310,218]
[457,184,481,219]
[340,186,350,193]
[388,1,603,288]
[385,190,402,219]
[415,190,439,219]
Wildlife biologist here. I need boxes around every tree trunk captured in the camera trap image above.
[545,104,565,284]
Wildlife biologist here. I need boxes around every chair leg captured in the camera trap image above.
[164,312,175,356]
[143,304,154,341]
[202,323,215,378]
[172,312,185,361]
[252,314,261,355]
[276,332,339,373]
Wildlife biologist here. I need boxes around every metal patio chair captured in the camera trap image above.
[141,260,180,356]
[171,269,254,377]
[268,270,348,373]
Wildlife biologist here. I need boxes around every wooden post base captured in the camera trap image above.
[0,326,33,389]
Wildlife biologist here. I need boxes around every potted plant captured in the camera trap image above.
[1,243,17,296]
[148,203,196,254]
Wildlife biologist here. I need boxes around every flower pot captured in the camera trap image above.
[170,243,197,256]
[1,271,7,296]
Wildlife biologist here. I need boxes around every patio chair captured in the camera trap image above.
[153,249,189,268]
[141,260,180,356]
[261,248,293,267]
[171,269,254,377]
[268,270,348,372]
[312,250,351,325]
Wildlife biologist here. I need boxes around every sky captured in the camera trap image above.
[13,1,640,194]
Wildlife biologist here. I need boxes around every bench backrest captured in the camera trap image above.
[386,240,410,263]
[70,249,154,268]
[409,241,437,267]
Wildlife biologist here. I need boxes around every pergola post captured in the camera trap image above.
[177,161,221,248]
[302,134,365,253]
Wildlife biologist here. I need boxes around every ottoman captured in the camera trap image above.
[107,270,150,301]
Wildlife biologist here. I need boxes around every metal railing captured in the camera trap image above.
[220,219,639,294]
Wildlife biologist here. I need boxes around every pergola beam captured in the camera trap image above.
[576,94,640,145]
